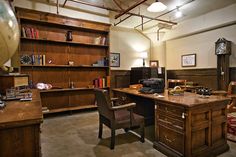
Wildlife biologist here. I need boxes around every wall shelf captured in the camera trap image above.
[21,64,109,68]
[20,37,109,48]
[19,17,110,34]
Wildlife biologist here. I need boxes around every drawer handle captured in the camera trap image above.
[164,135,175,143]
[182,112,188,119]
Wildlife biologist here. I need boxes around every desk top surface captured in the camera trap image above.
[113,88,230,108]
[0,90,43,129]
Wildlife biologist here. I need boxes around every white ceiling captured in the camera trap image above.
[63,0,236,30]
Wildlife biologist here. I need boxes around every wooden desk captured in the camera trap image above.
[0,90,43,157]
[113,88,230,157]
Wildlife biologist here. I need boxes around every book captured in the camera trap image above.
[106,76,110,87]
[21,27,26,37]
[99,78,103,88]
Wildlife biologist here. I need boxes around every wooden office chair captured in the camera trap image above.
[167,79,187,89]
[227,81,236,113]
[94,88,145,149]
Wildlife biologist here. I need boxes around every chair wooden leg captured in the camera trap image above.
[98,120,103,139]
[110,128,115,149]
[140,124,145,143]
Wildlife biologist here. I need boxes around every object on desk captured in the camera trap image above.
[139,78,164,94]
[0,100,5,108]
[169,86,184,96]
[129,84,143,90]
[196,87,212,96]
[6,88,16,98]
[0,74,29,94]
[36,83,52,90]
[20,97,32,101]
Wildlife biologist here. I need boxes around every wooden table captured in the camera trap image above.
[0,90,43,157]
[113,88,231,157]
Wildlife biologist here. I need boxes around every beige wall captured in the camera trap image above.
[13,0,110,24]
[149,3,236,70]
[110,27,151,70]
[166,25,236,70]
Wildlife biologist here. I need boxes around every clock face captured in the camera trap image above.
[216,42,226,55]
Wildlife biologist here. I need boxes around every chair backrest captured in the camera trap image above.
[94,88,113,119]
[167,79,187,89]
[228,81,236,95]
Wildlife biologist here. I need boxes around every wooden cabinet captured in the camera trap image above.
[16,7,110,114]
[155,100,229,157]
[130,67,165,85]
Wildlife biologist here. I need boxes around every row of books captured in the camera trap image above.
[20,54,46,65]
[92,57,109,67]
[21,26,39,39]
[93,76,110,88]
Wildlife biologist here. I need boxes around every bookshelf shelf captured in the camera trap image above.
[20,17,109,33]
[39,87,109,93]
[17,7,110,114]
[21,64,109,68]
[20,37,109,48]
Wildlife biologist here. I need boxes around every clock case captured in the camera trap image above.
[215,38,231,55]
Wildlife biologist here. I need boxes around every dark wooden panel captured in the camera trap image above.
[111,70,130,89]
[230,67,236,82]
[167,68,218,90]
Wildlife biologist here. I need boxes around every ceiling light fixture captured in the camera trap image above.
[175,7,183,18]
[147,0,167,12]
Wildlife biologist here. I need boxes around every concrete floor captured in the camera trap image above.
[41,111,236,157]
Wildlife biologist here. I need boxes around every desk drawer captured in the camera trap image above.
[158,103,185,119]
[159,114,184,131]
[158,125,184,156]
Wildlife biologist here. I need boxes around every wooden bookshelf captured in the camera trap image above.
[16,7,110,114]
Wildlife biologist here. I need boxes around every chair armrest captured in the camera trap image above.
[111,97,119,101]
[111,103,136,111]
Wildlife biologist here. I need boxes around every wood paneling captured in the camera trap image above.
[167,67,236,90]
[230,67,236,81]
[167,68,218,90]
[111,70,130,89]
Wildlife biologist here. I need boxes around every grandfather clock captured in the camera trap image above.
[215,38,231,90]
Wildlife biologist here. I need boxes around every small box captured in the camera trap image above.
[0,74,29,94]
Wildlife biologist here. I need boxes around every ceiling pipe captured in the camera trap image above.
[134,0,195,29]
[57,0,59,14]
[62,0,177,25]
[115,0,147,19]
[114,15,132,26]
[112,0,124,10]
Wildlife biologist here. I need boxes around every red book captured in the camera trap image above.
[30,27,35,38]
[99,78,103,88]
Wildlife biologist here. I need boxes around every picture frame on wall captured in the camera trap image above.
[110,53,120,67]
[150,60,159,67]
[181,54,196,67]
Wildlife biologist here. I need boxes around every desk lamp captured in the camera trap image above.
[140,52,148,67]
